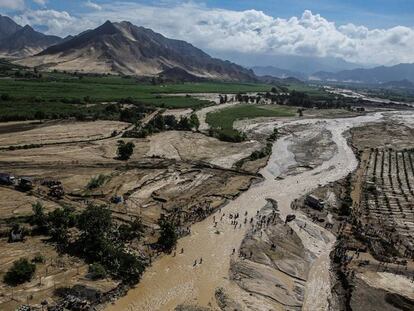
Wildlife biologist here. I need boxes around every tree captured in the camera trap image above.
[78,205,112,239]
[34,111,46,120]
[189,114,200,131]
[118,218,144,242]
[117,140,135,160]
[157,218,177,252]
[47,206,76,245]
[31,201,47,233]
[4,258,36,286]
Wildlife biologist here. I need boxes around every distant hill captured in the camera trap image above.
[381,79,414,89]
[0,24,62,58]
[252,66,306,80]
[0,15,62,58]
[311,63,414,84]
[18,20,256,81]
[212,51,366,75]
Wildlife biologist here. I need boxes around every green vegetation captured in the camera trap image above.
[0,69,273,121]
[235,128,279,168]
[157,218,178,252]
[32,254,45,264]
[123,113,200,138]
[31,201,47,232]
[117,140,135,160]
[76,205,145,283]
[88,263,107,280]
[87,174,110,190]
[4,258,36,286]
[206,104,295,142]
[0,75,271,100]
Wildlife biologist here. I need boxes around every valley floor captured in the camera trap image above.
[0,100,413,311]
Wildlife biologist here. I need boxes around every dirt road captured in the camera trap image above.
[105,113,385,311]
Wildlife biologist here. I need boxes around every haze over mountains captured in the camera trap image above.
[310,63,414,84]
[252,63,414,85]
[0,14,413,84]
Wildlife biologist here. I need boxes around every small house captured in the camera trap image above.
[305,195,325,210]
[0,173,15,185]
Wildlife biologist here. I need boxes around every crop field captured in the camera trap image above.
[360,148,414,258]
[0,75,271,102]
[206,104,296,130]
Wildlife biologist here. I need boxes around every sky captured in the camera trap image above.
[0,0,414,66]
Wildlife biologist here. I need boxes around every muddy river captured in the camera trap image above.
[105,113,386,311]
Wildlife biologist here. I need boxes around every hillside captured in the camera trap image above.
[0,25,62,58]
[18,20,256,81]
[0,15,62,58]
[312,63,414,84]
[0,14,22,40]
[252,66,307,80]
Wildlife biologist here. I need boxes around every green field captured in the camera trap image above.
[206,104,296,130]
[0,76,271,102]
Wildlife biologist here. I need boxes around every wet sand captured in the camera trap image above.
[105,113,385,311]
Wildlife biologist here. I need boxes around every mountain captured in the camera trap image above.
[158,67,204,82]
[382,79,414,89]
[18,20,256,81]
[0,25,62,58]
[0,15,62,58]
[252,66,307,80]
[0,14,22,40]
[311,63,414,84]
[210,51,366,75]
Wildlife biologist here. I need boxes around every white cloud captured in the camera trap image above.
[13,9,95,37]
[33,0,47,6]
[84,1,102,11]
[13,2,414,65]
[0,0,25,10]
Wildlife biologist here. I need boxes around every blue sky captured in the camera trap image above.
[19,0,413,28]
[1,0,414,65]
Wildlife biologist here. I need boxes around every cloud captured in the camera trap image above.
[33,0,47,6]
[84,1,102,11]
[13,9,95,37]
[0,0,25,10]
[13,2,414,65]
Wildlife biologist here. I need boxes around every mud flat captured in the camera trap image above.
[146,131,260,169]
[0,117,265,310]
[105,113,386,311]
[0,120,129,148]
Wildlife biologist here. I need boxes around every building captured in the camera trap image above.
[305,194,325,210]
[0,173,15,185]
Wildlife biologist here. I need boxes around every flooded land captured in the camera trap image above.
[1,90,413,311]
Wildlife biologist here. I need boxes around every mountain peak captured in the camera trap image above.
[21,25,35,32]
[22,19,256,81]
[0,16,62,58]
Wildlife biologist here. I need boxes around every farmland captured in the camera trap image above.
[206,104,296,140]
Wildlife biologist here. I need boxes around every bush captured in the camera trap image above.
[88,263,107,280]
[117,140,135,160]
[157,218,177,252]
[4,258,36,286]
[87,174,109,190]
[31,201,47,232]
[32,253,45,264]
